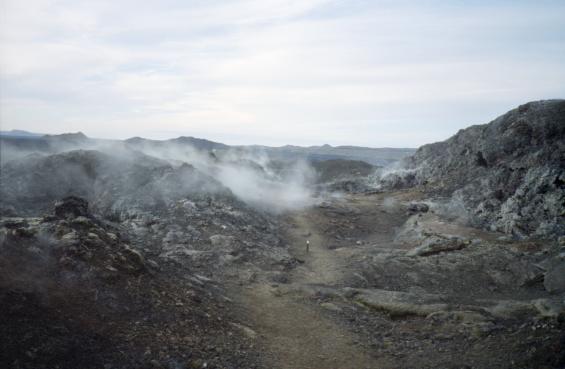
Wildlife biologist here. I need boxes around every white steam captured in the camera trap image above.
[115,141,317,212]
[1,135,321,213]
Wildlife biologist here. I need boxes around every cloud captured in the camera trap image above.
[1,0,564,147]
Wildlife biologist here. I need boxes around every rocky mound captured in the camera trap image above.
[384,100,565,239]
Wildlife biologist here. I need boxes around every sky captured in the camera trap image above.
[1,0,564,148]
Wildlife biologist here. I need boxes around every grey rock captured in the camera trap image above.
[381,100,565,239]
[209,235,235,249]
[351,288,449,317]
[533,299,565,318]
[407,235,467,257]
[544,262,565,293]
[230,323,257,339]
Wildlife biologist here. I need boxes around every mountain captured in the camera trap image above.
[125,135,229,151]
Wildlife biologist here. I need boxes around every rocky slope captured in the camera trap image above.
[0,197,263,369]
[382,100,565,239]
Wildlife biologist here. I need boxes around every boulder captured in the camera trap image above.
[407,235,467,257]
[407,202,429,213]
[352,288,449,317]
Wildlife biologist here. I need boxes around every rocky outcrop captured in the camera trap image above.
[387,100,565,238]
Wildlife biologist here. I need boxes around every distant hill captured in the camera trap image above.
[1,131,415,166]
[123,137,414,165]
[125,136,229,151]
[0,129,43,138]
[257,144,415,166]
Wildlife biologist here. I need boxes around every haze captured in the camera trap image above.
[1,0,564,147]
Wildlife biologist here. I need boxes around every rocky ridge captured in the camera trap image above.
[381,100,565,239]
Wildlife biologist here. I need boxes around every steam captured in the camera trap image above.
[132,142,317,212]
[216,162,314,212]
[0,135,317,213]
[364,161,422,190]
[382,196,397,210]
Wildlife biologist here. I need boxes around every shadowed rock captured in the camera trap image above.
[54,196,89,219]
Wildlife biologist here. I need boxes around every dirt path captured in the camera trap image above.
[288,213,344,285]
[238,211,377,369]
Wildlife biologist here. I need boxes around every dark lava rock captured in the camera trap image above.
[54,196,90,219]
[407,202,429,214]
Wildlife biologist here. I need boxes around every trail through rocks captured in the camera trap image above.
[236,212,377,369]
[230,192,565,369]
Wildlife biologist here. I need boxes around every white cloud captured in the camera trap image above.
[1,0,564,147]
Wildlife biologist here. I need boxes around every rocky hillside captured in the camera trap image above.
[384,100,565,239]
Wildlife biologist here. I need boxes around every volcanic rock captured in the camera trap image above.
[54,196,90,219]
[383,100,565,238]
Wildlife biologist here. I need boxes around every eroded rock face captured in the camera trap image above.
[387,100,565,239]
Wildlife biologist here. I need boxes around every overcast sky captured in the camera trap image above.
[1,0,564,147]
